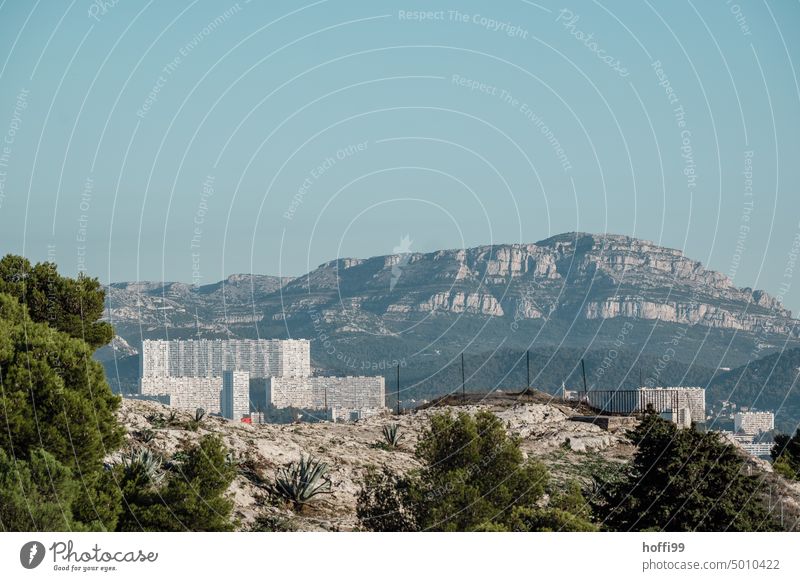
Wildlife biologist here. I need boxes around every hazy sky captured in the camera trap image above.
[1,1,799,312]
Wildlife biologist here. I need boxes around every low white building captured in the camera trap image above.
[638,387,706,425]
[139,375,224,415]
[268,375,385,421]
[734,411,774,435]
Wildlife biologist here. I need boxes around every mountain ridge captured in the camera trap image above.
[101,232,800,412]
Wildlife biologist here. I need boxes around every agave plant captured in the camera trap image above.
[120,448,165,486]
[146,412,166,428]
[271,455,332,509]
[382,423,402,448]
[139,428,156,443]
[167,409,179,424]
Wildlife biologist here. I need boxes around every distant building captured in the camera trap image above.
[140,375,224,415]
[563,386,706,427]
[221,371,250,421]
[267,376,385,421]
[734,411,774,435]
[123,393,171,405]
[740,442,773,457]
[135,338,384,421]
[660,408,693,429]
[638,387,706,425]
[722,432,774,459]
[140,338,311,379]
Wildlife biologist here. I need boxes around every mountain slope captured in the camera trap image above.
[709,347,800,432]
[101,232,800,416]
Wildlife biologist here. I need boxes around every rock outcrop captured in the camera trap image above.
[105,233,797,337]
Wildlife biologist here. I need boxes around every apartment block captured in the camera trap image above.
[638,387,706,424]
[140,375,224,415]
[221,370,250,421]
[267,375,385,421]
[565,386,706,426]
[734,411,774,435]
[137,337,385,421]
[140,339,311,379]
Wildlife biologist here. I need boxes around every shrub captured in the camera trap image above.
[0,448,79,531]
[146,413,164,428]
[249,513,297,532]
[594,412,779,531]
[271,455,332,510]
[119,448,165,486]
[117,435,237,531]
[771,429,800,479]
[357,410,592,532]
[139,429,156,443]
[356,467,417,531]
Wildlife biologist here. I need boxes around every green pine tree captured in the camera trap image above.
[595,412,778,531]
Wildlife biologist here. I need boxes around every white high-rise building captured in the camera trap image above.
[734,411,774,435]
[136,337,384,421]
[140,339,311,379]
[221,371,250,421]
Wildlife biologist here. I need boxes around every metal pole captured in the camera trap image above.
[461,352,466,404]
[526,350,530,389]
[396,364,400,415]
[581,359,588,393]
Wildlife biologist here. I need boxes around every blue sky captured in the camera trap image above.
[0,0,799,312]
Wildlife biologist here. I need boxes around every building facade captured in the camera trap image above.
[140,339,311,379]
[267,376,385,421]
[564,386,706,426]
[221,370,250,421]
[136,338,384,421]
[140,375,224,415]
[734,411,774,435]
[638,387,706,424]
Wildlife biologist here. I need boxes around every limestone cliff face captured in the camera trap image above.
[104,232,798,339]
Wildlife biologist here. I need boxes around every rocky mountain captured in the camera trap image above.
[101,233,800,412]
[105,273,292,333]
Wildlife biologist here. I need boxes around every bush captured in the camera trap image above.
[356,467,417,531]
[594,412,779,531]
[0,448,79,531]
[116,435,237,531]
[771,429,800,479]
[357,410,594,531]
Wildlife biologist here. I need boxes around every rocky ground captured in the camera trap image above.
[113,392,800,531]
[113,392,637,531]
